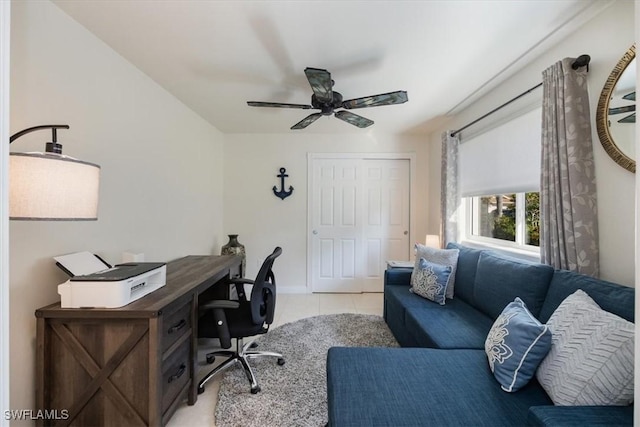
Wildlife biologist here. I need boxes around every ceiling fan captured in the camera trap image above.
[247,67,408,130]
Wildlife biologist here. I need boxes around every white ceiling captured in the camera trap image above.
[53,0,606,135]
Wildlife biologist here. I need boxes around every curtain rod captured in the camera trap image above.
[450,54,591,138]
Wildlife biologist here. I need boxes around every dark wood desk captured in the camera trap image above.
[35,255,241,426]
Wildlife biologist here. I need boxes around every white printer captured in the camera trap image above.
[56,252,166,308]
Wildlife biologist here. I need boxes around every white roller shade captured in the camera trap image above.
[459,107,541,197]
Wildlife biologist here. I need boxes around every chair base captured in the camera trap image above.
[197,337,285,394]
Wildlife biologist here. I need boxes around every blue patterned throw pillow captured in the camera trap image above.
[485,297,552,392]
[409,258,452,305]
[412,244,459,299]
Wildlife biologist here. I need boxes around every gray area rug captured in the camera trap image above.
[215,313,399,427]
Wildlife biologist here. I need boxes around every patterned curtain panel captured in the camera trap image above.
[540,58,599,277]
[440,131,460,246]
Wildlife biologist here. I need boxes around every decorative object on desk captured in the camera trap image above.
[272,167,293,200]
[214,313,398,427]
[221,234,246,277]
[425,234,441,249]
[9,125,100,220]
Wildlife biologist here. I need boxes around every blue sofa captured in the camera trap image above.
[326,243,634,426]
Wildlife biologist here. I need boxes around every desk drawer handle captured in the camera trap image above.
[168,364,186,383]
[168,319,187,334]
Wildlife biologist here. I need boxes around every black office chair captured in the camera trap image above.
[197,246,284,394]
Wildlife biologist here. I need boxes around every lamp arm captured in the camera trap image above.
[9,125,69,144]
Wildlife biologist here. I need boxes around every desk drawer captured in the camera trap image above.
[161,339,191,413]
[162,302,191,352]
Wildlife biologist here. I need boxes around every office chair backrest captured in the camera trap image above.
[249,246,282,326]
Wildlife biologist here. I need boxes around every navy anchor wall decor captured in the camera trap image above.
[273,167,294,200]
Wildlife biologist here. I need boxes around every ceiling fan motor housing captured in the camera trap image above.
[312,92,343,115]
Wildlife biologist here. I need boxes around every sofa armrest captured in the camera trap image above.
[527,405,633,426]
[384,268,413,287]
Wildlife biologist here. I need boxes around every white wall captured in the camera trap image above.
[0,2,10,424]
[427,0,635,286]
[224,133,429,290]
[9,0,225,415]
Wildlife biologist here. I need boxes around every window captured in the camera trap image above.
[467,192,539,250]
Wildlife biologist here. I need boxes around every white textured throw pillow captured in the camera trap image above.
[411,244,459,299]
[536,290,634,406]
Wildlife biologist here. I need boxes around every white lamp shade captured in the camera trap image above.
[425,234,441,249]
[9,153,100,220]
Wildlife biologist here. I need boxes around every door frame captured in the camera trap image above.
[306,152,417,293]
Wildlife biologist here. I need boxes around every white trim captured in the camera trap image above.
[0,1,10,423]
[306,152,416,292]
[634,1,640,421]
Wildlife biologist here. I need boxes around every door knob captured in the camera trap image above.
[313,230,318,235]
[404,231,409,235]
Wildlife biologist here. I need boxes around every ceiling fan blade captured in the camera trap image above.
[248,101,313,109]
[304,68,333,104]
[334,111,374,128]
[342,90,408,109]
[623,91,635,101]
[618,112,635,123]
[609,105,635,115]
[291,113,323,130]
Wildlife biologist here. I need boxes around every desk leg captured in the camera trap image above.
[188,294,198,405]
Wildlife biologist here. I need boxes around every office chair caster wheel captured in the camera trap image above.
[277,358,285,366]
[197,385,205,395]
[251,386,261,394]
[206,354,215,364]
[250,342,258,348]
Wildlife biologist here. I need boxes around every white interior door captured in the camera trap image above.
[310,157,410,293]
[310,159,362,292]
[361,159,410,292]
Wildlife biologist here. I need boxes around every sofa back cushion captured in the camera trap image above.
[473,251,554,319]
[538,269,634,323]
[445,242,483,304]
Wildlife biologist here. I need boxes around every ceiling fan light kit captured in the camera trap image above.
[247,67,408,129]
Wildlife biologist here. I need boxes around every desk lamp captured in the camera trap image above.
[9,125,100,220]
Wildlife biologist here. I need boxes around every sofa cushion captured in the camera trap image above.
[538,269,635,323]
[412,244,459,299]
[404,299,493,349]
[485,298,551,392]
[410,258,452,305]
[327,347,553,427]
[536,290,634,406]
[473,251,553,319]
[527,406,633,427]
[446,242,483,304]
[527,405,634,427]
[384,284,424,347]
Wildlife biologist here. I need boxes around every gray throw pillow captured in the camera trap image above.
[411,244,459,299]
[536,289,634,406]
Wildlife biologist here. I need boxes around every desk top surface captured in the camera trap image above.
[36,255,241,318]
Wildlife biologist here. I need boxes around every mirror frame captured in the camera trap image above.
[596,44,636,173]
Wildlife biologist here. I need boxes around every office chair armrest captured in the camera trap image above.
[199,300,240,310]
[229,278,255,285]
[229,278,255,302]
[199,300,239,349]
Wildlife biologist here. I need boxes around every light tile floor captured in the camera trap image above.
[168,293,384,427]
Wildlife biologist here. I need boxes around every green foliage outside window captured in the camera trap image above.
[491,193,539,246]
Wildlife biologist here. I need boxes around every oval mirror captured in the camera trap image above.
[596,44,636,173]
